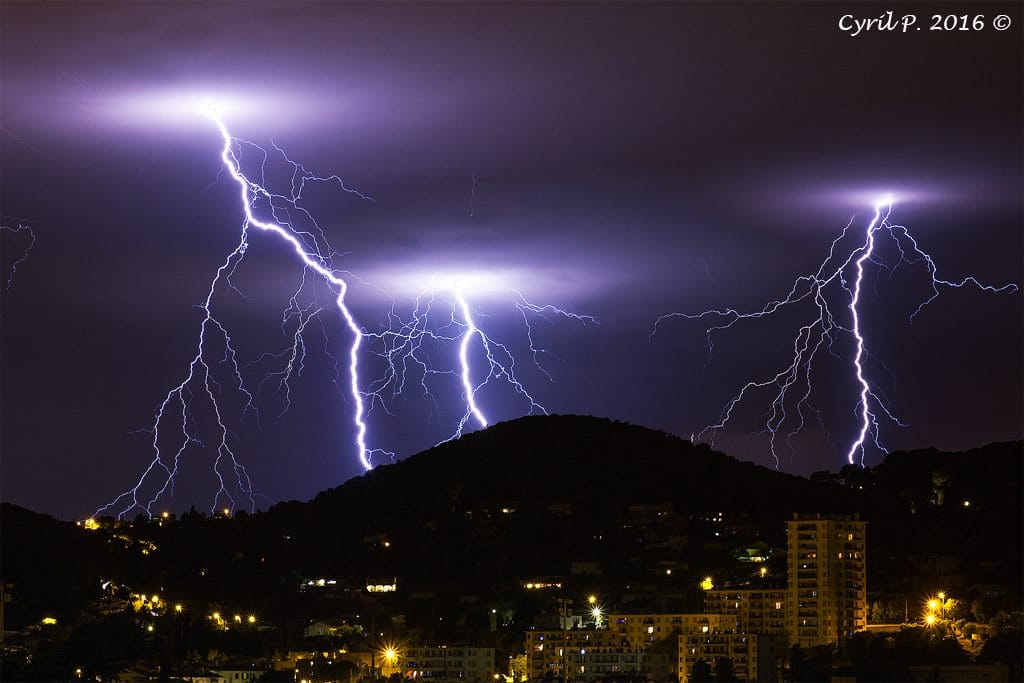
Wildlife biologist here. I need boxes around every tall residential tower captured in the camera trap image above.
[786,513,866,648]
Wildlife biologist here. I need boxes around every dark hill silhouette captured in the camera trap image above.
[290,414,859,527]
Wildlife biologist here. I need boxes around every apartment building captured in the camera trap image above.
[404,646,495,681]
[786,513,866,648]
[606,613,739,647]
[704,588,786,635]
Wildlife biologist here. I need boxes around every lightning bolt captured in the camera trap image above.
[455,288,489,430]
[212,115,383,472]
[97,111,596,518]
[363,284,597,443]
[1,219,37,291]
[97,114,382,518]
[654,197,1018,468]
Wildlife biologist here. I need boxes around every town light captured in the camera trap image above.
[701,577,714,590]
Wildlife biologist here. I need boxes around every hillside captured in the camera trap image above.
[297,414,860,524]
[1,415,1019,638]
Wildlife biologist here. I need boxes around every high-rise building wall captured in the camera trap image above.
[704,589,787,635]
[786,513,866,648]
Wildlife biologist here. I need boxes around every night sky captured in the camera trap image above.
[2,2,1021,520]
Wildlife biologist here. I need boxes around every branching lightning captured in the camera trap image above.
[361,284,597,444]
[654,198,1019,468]
[1,219,37,291]
[98,110,595,518]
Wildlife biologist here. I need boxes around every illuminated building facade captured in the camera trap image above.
[678,632,765,683]
[403,646,495,681]
[606,613,739,647]
[703,589,786,635]
[786,513,866,648]
[525,629,641,681]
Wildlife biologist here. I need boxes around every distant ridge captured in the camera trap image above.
[281,414,861,524]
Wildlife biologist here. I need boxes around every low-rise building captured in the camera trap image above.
[525,630,630,680]
[403,646,494,681]
[679,632,770,683]
[704,589,786,634]
[607,613,739,647]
